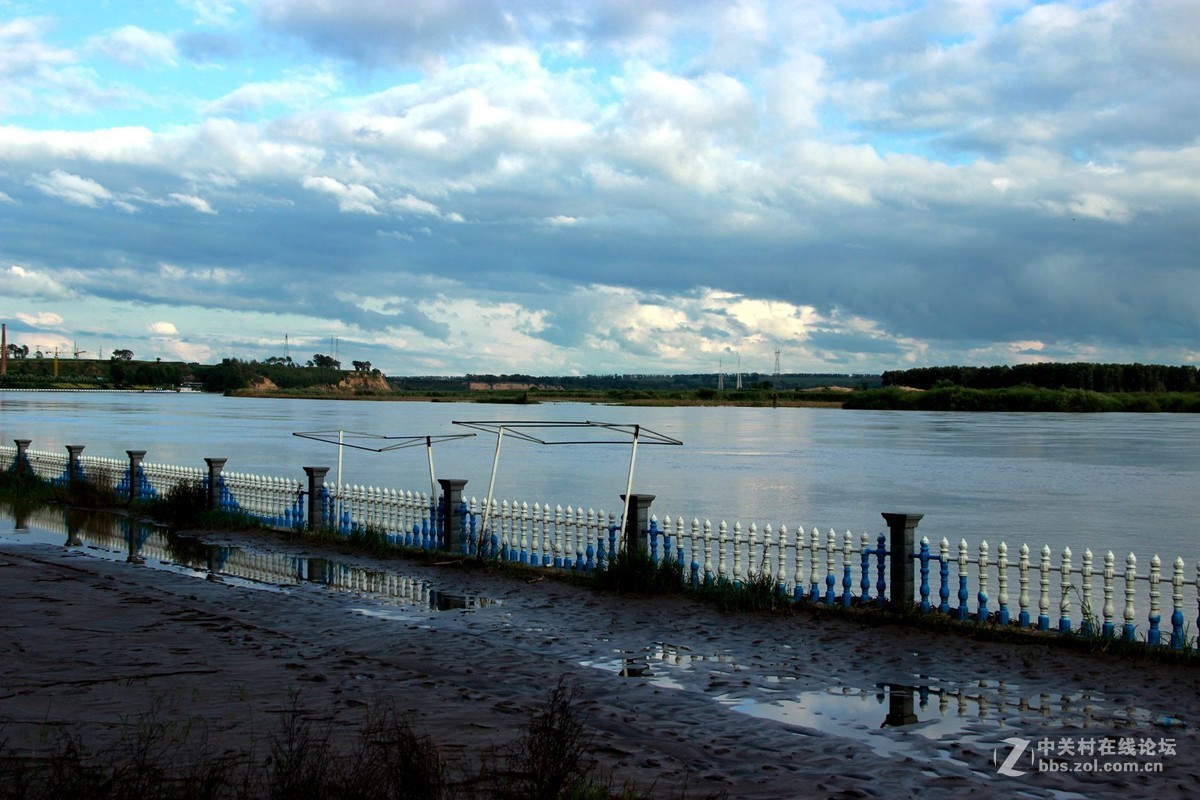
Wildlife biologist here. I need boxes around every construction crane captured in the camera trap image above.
[73,341,87,359]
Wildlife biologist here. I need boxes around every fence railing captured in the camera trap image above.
[4,440,1199,651]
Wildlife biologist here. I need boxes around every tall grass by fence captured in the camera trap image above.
[4,440,1199,652]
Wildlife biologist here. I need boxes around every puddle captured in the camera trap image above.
[0,504,498,613]
[578,637,1186,770]
[579,641,739,691]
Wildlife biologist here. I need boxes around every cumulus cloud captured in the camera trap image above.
[148,321,178,335]
[3,265,73,299]
[0,1,1196,374]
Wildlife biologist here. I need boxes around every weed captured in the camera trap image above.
[591,547,684,596]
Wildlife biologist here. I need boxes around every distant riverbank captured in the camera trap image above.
[844,385,1200,412]
[226,386,852,408]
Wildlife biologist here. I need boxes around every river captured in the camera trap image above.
[1,391,1197,567]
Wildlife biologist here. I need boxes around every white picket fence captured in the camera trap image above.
[5,443,1200,647]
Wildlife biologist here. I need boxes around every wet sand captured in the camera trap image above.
[2,537,1199,799]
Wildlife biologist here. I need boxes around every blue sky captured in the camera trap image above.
[2,0,1197,376]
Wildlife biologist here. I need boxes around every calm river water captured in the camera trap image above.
[1,392,1197,566]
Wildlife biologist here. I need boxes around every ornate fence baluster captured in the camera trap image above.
[544,503,556,567]
[691,520,700,587]
[717,521,728,583]
[1038,545,1051,632]
[997,542,1009,625]
[733,522,744,586]
[809,528,821,601]
[822,529,835,604]
[859,532,871,605]
[701,518,712,584]
[749,523,759,581]
[1148,554,1162,646]
[1102,551,1116,638]
[939,538,951,614]
[585,508,597,570]
[520,501,531,564]
[566,506,578,568]
[793,526,806,602]
[918,537,932,613]
[650,514,662,564]
[978,541,989,621]
[1123,553,1138,643]
[1059,547,1072,634]
[777,526,789,596]
[841,531,853,607]
[1080,549,1094,636]
[760,524,772,586]
[1171,557,1185,650]
[674,516,685,570]
[957,539,970,622]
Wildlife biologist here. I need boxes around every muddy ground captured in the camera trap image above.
[1,535,1199,799]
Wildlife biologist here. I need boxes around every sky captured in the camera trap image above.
[1,0,1197,377]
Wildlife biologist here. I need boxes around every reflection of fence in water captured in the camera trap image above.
[6,443,1200,649]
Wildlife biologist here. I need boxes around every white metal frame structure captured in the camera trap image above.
[291,430,475,499]
[450,420,683,550]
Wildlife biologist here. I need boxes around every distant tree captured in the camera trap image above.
[352,360,372,372]
[110,348,134,361]
[6,343,29,359]
[311,353,341,370]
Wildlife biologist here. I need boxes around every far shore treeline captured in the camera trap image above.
[1,352,1199,411]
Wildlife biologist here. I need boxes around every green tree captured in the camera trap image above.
[311,353,340,370]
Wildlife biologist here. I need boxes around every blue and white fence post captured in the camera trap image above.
[437,478,468,552]
[303,466,330,532]
[126,450,147,503]
[620,493,655,554]
[883,512,923,609]
[13,439,31,474]
[204,458,227,511]
[66,445,85,487]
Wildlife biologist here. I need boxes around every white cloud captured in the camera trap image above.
[16,311,64,327]
[302,176,381,214]
[1043,193,1133,224]
[0,18,74,78]
[148,321,178,335]
[28,170,112,207]
[0,1,1195,374]
[167,193,217,214]
[3,265,72,299]
[179,0,240,27]
[203,70,341,117]
[88,25,178,68]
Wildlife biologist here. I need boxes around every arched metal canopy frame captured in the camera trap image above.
[291,430,476,498]
[450,420,683,549]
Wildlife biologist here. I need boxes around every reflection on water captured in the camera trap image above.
[577,639,1186,767]
[0,503,497,612]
